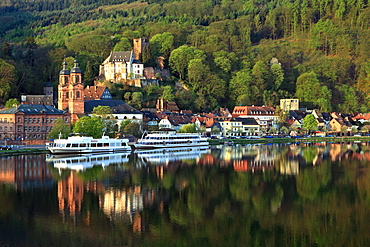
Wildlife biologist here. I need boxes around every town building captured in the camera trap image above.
[0,104,70,141]
[232,105,276,128]
[280,99,299,111]
[218,117,260,137]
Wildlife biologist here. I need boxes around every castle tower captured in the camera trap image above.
[133,38,149,61]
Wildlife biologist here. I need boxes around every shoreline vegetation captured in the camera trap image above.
[1,136,370,156]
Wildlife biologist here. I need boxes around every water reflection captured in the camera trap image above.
[47,152,130,171]
[0,142,370,246]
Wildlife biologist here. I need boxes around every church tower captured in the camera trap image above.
[68,60,84,115]
[58,59,85,120]
[58,61,70,111]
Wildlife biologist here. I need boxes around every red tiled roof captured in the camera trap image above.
[84,86,106,100]
[232,106,276,116]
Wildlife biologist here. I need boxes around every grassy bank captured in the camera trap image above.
[0,148,48,156]
[208,136,370,145]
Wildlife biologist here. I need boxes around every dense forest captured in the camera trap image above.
[1,0,370,113]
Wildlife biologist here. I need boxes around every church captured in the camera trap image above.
[57,60,143,124]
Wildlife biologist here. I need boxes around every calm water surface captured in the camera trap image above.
[1,142,370,247]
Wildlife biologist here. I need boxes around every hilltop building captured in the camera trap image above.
[99,51,145,82]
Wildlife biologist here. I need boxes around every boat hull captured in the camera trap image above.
[48,147,131,154]
[134,142,208,149]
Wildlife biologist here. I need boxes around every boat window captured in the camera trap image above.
[97,143,103,147]
[80,143,86,147]
[72,144,78,147]
[66,143,71,147]
[104,143,109,147]
[91,143,97,147]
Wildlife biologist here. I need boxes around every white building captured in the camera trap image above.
[232,105,276,128]
[99,51,144,82]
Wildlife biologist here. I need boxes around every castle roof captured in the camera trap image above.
[108,51,133,62]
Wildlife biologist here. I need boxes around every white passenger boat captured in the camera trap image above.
[135,146,208,164]
[134,131,209,149]
[48,133,131,154]
[46,152,130,171]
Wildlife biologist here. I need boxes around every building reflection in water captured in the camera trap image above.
[0,154,53,190]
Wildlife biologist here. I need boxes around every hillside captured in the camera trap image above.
[0,0,370,113]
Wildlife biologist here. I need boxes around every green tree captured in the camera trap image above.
[161,85,175,102]
[92,105,112,117]
[73,116,104,138]
[302,114,318,134]
[229,68,253,104]
[120,119,131,132]
[48,118,71,139]
[169,45,206,79]
[150,32,174,58]
[270,63,284,91]
[178,123,197,133]
[252,60,269,102]
[337,84,360,113]
[295,71,322,108]
[0,59,17,103]
[92,106,117,137]
[124,122,141,137]
[130,92,143,109]
[4,99,20,108]
[113,37,132,51]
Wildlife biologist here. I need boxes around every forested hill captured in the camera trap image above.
[1,0,370,113]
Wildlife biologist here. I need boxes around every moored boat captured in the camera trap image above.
[48,133,131,154]
[134,131,209,149]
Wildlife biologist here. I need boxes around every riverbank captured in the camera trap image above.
[208,136,370,145]
[1,136,370,156]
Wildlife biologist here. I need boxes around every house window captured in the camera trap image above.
[76,91,80,98]
[4,127,7,132]
[66,92,69,98]
[17,117,21,123]
[37,118,40,123]
[64,77,68,84]
[17,126,21,131]
[4,118,7,123]
[75,75,79,83]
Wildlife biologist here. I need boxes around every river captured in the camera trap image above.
[0,142,370,246]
